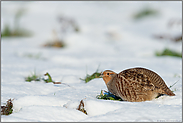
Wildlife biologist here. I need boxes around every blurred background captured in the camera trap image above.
[1,1,182,76]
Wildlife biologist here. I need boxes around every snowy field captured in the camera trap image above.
[1,1,182,122]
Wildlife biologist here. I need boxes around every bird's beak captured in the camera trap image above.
[99,73,103,78]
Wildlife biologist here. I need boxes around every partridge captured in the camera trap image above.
[101,67,175,102]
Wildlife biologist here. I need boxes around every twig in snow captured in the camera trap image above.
[77,100,87,115]
[1,99,14,115]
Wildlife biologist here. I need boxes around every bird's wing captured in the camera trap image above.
[119,67,175,96]
[118,68,155,90]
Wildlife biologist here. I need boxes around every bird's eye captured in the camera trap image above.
[107,73,110,75]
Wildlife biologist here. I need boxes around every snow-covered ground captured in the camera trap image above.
[1,1,182,122]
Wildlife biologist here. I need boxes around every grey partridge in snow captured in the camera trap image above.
[101,67,175,102]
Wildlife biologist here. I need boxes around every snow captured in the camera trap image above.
[1,1,182,122]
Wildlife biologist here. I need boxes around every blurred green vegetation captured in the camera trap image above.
[43,40,66,48]
[1,8,32,37]
[43,15,80,48]
[1,25,32,37]
[22,53,46,60]
[134,7,159,19]
[156,48,182,58]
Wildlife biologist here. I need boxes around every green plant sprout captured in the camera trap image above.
[80,72,102,83]
[25,71,73,86]
[43,72,54,83]
[43,72,62,84]
[80,65,102,83]
[25,70,41,82]
[96,90,122,101]
[25,71,62,84]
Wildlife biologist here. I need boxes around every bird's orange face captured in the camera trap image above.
[100,70,117,85]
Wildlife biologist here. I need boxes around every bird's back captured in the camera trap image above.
[110,67,175,102]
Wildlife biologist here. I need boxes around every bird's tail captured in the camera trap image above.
[165,79,179,96]
[157,86,176,96]
[164,90,175,96]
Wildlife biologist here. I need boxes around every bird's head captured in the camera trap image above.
[100,70,117,85]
